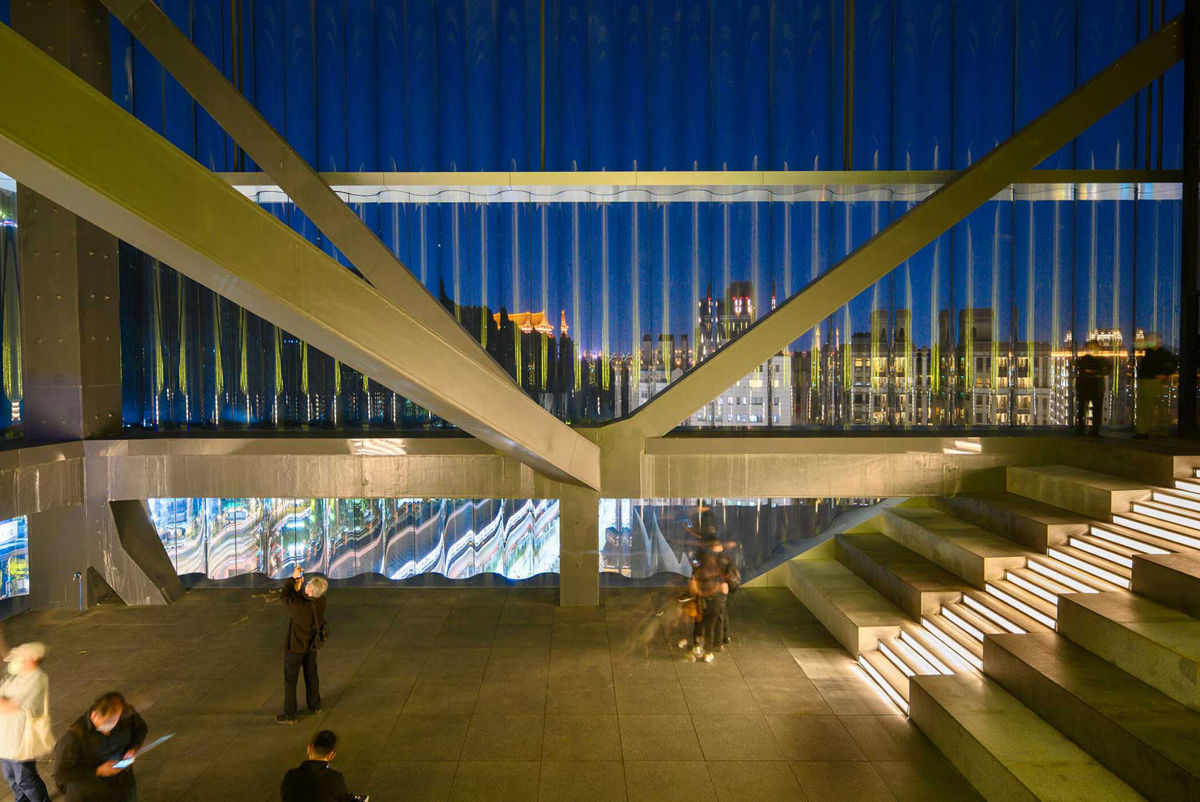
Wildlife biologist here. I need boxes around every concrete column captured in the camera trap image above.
[13,0,122,442]
[557,484,600,607]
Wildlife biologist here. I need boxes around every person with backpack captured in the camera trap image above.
[277,565,329,725]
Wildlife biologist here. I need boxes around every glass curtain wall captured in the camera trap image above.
[0,173,21,436]
[148,496,561,583]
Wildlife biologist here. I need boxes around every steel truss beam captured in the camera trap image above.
[0,23,600,488]
[100,0,512,386]
[614,17,1184,441]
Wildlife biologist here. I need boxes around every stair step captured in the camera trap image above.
[1057,592,1200,712]
[962,590,1047,634]
[941,601,1004,640]
[1028,553,1121,593]
[834,531,964,619]
[1132,500,1200,533]
[787,557,904,654]
[932,492,1090,551]
[1069,533,1138,567]
[985,631,1200,801]
[880,635,942,677]
[1007,465,1152,520]
[985,579,1059,628]
[898,624,963,675]
[880,506,1029,587]
[923,612,984,662]
[1004,568,1066,606]
[910,673,1143,802]
[1153,489,1200,514]
[859,648,910,709]
[1090,522,1178,555]
[1046,545,1133,589]
[1132,552,1200,619]
[1178,478,1200,494]
[1111,512,1200,551]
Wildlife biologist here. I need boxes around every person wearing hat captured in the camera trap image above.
[0,642,52,802]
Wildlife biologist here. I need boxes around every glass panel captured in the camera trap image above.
[148,497,561,583]
[0,516,29,600]
[599,497,881,581]
[0,172,21,436]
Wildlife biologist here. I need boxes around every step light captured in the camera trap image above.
[1131,503,1200,533]
[940,605,985,642]
[920,619,983,672]
[985,583,1057,630]
[1005,571,1062,605]
[856,656,909,715]
[1172,478,1200,495]
[890,637,941,677]
[1088,525,1169,555]
[879,641,917,678]
[1028,559,1099,594]
[1154,491,1200,513]
[961,594,1026,634]
[1046,548,1131,589]
[1111,515,1200,550]
[1068,537,1134,568]
[899,631,956,675]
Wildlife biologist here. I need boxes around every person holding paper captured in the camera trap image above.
[0,642,53,802]
[53,692,146,802]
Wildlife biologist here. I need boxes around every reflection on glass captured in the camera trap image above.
[0,172,21,436]
[599,498,880,580]
[148,497,560,582]
[0,516,29,600]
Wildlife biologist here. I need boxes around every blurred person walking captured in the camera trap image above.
[53,692,147,802]
[278,565,329,725]
[0,642,53,802]
[1135,347,1178,438]
[280,729,362,801]
[690,550,728,662]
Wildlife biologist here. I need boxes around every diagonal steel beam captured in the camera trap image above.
[0,23,599,488]
[617,16,1184,439]
[99,0,512,385]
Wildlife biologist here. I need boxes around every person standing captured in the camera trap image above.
[690,551,728,662]
[53,692,147,802]
[0,642,53,802]
[280,730,353,801]
[278,565,329,725]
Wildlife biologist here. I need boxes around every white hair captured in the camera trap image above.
[306,576,329,598]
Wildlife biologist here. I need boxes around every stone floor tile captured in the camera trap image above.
[474,679,548,715]
[449,760,541,801]
[539,760,627,801]
[545,681,617,715]
[493,624,554,649]
[790,760,896,801]
[420,647,491,683]
[706,760,805,801]
[615,679,689,715]
[618,714,703,761]
[461,714,545,760]
[402,679,481,716]
[692,713,784,761]
[381,714,470,760]
[765,715,867,762]
[623,760,716,802]
[542,714,622,761]
[366,760,458,801]
[871,757,984,802]
[679,677,759,716]
[837,714,938,764]
[745,675,834,715]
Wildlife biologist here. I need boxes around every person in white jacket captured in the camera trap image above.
[0,642,52,802]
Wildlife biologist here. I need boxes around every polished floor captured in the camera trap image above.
[2,586,979,801]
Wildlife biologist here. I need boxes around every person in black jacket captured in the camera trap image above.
[52,692,147,802]
[278,565,329,724]
[280,730,354,802]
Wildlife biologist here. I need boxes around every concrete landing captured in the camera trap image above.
[932,492,1091,551]
[986,631,1200,802]
[879,506,1029,588]
[834,532,965,619]
[1007,465,1152,520]
[1133,552,1200,618]
[910,673,1141,802]
[1057,592,1200,712]
[1,586,981,801]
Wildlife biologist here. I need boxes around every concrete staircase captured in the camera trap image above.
[788,461,1200,801]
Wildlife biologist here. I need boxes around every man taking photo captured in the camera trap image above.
[277,565,328,724]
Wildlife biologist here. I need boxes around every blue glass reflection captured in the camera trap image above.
[0,516,29,600]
